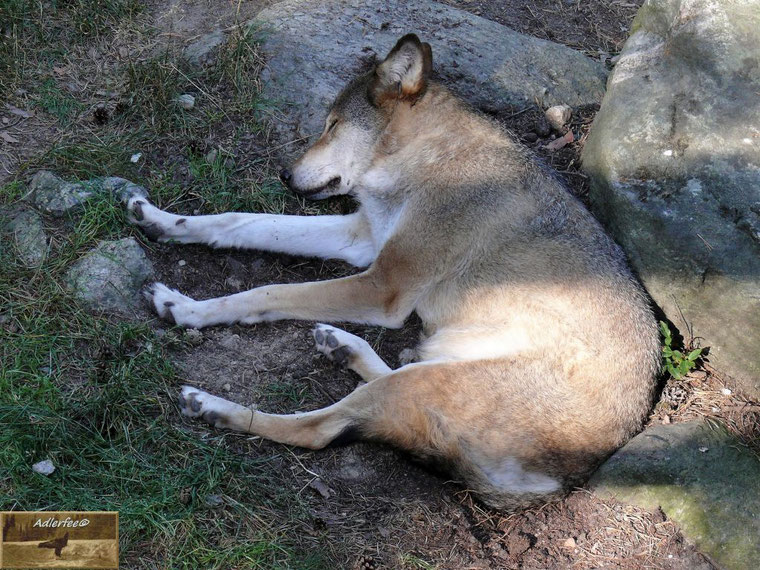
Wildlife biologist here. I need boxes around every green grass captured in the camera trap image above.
[33,131,145,181]
[123,55,199,134]
[0,4,334,566]
[35,77,84,125]
[0,0,144,97]
[0,198,329,567]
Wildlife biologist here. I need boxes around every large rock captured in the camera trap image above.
[253,0,607,158]
[582,0,760,396]
[66,238,153,313]
[590,421,760,570]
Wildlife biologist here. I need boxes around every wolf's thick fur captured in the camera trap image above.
[128,35,660,509]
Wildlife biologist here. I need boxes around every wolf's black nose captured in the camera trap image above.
[279,168,292,184]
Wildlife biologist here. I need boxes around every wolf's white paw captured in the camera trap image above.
[178,386,252,430]
[178,386,229,429]
[312,323,361,366]
[143,283,204,327]
[127,197,187,242]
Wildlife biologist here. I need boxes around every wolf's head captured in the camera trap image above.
[280,34,433,199]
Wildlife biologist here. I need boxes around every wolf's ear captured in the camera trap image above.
[369,34,433,106]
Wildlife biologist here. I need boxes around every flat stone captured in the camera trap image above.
[29,171,150,217]
[30,170,94,217]
[581,0,760,396]
[66,237,153,313]
[590,420,760,570]
[252,0,607,160]
[1,207,47,267]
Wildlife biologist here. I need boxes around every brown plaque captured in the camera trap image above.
[1,512,118,568]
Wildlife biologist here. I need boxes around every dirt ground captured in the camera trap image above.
[6,0,759,568]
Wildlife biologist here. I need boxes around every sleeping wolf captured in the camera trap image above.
[127,34,659,509]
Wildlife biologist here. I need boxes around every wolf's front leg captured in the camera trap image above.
[145,267,415,329]
[127,197,375,267]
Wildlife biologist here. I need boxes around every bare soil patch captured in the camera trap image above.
[440,0,643,56]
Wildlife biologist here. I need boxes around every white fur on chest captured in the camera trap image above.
[357,168,404,250]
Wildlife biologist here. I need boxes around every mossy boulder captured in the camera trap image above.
[582,0,760,397]
[590,421,760,570]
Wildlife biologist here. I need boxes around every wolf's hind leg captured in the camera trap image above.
[312,323,392,382]
[178,366,447,451]
[179,385,364,449]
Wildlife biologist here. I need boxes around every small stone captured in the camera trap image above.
[1,207,48,268]
[204,494,224,507]
[562,537,577,549]
[66,238,154,313]
[308,478,331,499]
[130,152,142,163]
[178,259,187,267]
[223,383,231,392]
[544,104,573,131]
[721,388,732,396]
[225,276,244,290]
[185,328,203,345]
[32,459,55,476]
[176,94,195,110]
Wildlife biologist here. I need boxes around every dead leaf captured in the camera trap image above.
[544,130,574,151]
[4,104,33,118]
[308,478,331,499]
[53,65,68,76]
[0,132,19,143]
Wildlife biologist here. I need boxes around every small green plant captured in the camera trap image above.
[660,321,703,379]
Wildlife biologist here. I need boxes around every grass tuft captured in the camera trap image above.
[0,206,328,567]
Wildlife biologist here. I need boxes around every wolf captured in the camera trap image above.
[38,532,69,558]
[126,34,660,509]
